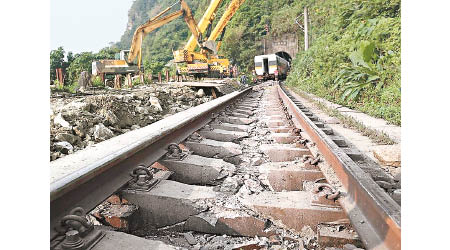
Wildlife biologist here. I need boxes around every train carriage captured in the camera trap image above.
[254,54,290,81]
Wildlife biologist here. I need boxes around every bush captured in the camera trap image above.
[91,76,104,88]
[286,0,401,125]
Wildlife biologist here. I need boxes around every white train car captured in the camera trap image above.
[254,54,289,81]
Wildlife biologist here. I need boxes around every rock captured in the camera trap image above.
[376,180,395,190]
[55,133,80,145]
[220,176,242,193]
[244,179,262,193]
[238,184,251,196]
[196,88,205,98]
[392,189,401,205]
[135,106,149,115]
[183,232,197,245]
[372,144,401,167]
[73,125,87,138]
[122,94,133,103]
[51,152,61,161]
[54,113,71,129]
[101,109,119,126]
[54,141,73,154]
[93,123,114,141]
[343,244,358,250]
[149,96,163,112]
[392,168,401,182]
[323,117,340,124]
[131,125,140,130]
[252,158,263,166]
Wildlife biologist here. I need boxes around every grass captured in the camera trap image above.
[52,82,79,94]
[291,86,396,145]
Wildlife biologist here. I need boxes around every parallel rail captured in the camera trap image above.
[278,85,401,250]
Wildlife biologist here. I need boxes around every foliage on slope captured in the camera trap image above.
[286,0,401,125]
[221,0,303,71]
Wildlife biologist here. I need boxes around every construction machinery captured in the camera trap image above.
[92,50,141,77]
[92,0,203,80]
[92,0,246,81]
[173,0,246,78]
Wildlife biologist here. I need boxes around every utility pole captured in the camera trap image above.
[263,38,266,54]
[304,6,309,51]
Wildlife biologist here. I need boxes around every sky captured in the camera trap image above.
[51,0,135,54]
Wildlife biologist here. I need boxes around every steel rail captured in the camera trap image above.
[50,86,252,240]
[277,84,400,250]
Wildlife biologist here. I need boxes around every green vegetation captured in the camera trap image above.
[295,89,395,144]
[286,0,400,125]
[91,76,104,88]
[49,47,120,90]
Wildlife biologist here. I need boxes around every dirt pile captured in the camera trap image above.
[50,85,218,161]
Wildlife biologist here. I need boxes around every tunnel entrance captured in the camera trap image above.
[275,51,292,64]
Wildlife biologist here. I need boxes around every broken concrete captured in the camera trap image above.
[184,138,242,164]
[258,162,324,191]
[92,230,178,250]
[121,180,216,230]
[184,210,276,237]
[241,191,346,232]
[198,129,248,142]
[159,154,236,185]
[260,144,311,162]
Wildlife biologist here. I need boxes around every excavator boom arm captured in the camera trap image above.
[208,0,246,42]
[128,10,184,65]
[183,0,224,52]
[127,0,202,67]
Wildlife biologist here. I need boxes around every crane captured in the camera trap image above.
[173,0,246,78]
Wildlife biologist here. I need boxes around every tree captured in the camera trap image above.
[95,47,120,60]
[50,47,65,82]
[66,52,96,85]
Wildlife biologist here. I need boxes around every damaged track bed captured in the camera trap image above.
[50,82,400,250]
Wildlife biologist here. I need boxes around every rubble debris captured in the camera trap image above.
[50,84,239,161]
[93,123,114,141]
[54,141,73,154]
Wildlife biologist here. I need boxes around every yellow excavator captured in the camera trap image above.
[173,0,246,77]
[92,0,202,79]
[92,0,245,79]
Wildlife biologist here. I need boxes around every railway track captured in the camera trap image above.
[50,82,400,250]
